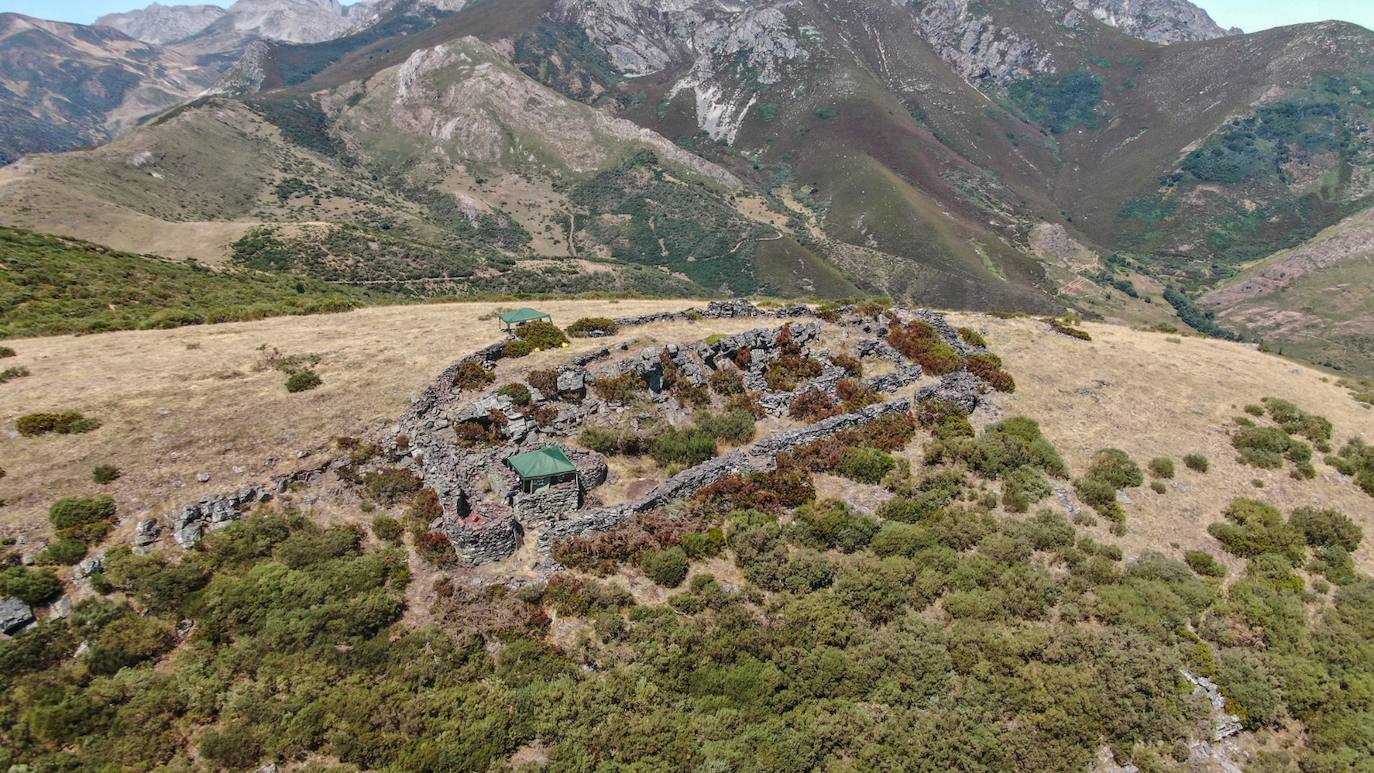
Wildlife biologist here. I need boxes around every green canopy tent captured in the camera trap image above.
[506,447,577,493]
[498,308,552,332]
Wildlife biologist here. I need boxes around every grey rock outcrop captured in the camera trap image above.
[1,596,34,635]
[915,371,984,414]
[96,3,228,44]
[173,486,270,547]
[1063,0,1238,44]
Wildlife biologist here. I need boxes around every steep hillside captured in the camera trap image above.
[0,14,224,165]
[95,3,227,44]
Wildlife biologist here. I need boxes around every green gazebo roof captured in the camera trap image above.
[498,308,551,325]
[506,447,576,481]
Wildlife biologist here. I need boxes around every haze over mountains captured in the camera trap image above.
[2,0,1372,374]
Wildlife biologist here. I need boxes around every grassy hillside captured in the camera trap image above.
[0,227,387,337]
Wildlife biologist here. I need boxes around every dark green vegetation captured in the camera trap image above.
[0,228,377,338]
[1007,70,1104,134]
[1230,397,1333,480]
[15,412,100,437]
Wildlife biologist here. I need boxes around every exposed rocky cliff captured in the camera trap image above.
[96,2,227,44]
[1064,0,1238,44]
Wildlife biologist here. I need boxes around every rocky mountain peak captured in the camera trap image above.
[95,2,227,44]
[1062,0,1239,44]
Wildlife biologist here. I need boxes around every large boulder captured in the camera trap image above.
[0,596,34,635]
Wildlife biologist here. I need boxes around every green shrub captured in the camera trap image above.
[285,369,323,393]
[1327,438,1374,497]
[591,372,643,403]
[363,467,423,505]
[92,464,120,484]
[566,317,618,337]
[639,546,689,588]
[502,338,534,358]
[957,327,988,348]
[371,515,403,543]
[16,411,101,436]
[792,500,880,552]
[0,346,14,357]
[1002,465,1052,512]
[1073,449,1142,523]
[1289,508,1362,552]
[1150,481,1167,494]
[1148,457,1175,479]
[453,361,495,390]
[693,409,755,443]
[835,447,896,484]
[578,427,622,454]
[0,565,62,605]
[1244,404,1265,417]
[0,366,29,383]
[1233,425,1308,470]
[887,320,964,374]
[1207,498,1305,564]
[515,320,569,350]
[650,428,717,467]
[49,495,116,530]
[1184,550,1227,578]
[87,615,175,676]
[1183,454,1209,473]
[37,538,88,566]
[497,382,532,406]
[1262,397,1332,445]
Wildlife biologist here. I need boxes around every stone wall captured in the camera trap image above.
[439,510,520,566]
[514,482,582,528]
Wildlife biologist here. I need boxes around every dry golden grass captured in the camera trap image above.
[949,313,1374,572]
[0,300,766,547]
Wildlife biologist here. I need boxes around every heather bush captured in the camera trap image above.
[765,353,824,391]
[452,361,494,390]
[1073,449,1142,523]
[16,411,100,436]
[1002,465,1052,512]
[694,465,814,515]
[285,369,322,393]
[966,352,1015,393]
[788,388,836,421]
[835,447,896,484]
[371,515,404,543]
[650,427,717,467]
[1207,498,1305,564]
[527,369,559,395]
[49,495,116,530]
[638,546,689,588]
[1183,453,1209,473]
[1289,508,1362,552]
[566,317,618,337]
[708,368,745,395]
[591,372,644,403]
[1046,317,1092,340]
[1148,457,1175,479]
[887,320,963,374]
[502,338,534,358]
[0,566,62,605]
[92,464,120,484]
[835,378,879,410]
[37,538,88,566]
[363,467,423,504]
[792,500,880,552]
[497,382,532,406]
[1184,550,1227,578]
[515,320,569,350]
[957,327,988,348]
[694,409,755,444]
[831,352,863,377]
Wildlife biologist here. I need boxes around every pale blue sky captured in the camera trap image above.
[1,0,1371,33]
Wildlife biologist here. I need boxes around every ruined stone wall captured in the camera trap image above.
[514,482,582,529]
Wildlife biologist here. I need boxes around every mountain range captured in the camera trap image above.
[2,0,1372,374]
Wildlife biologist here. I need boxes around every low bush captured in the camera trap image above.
[363,467,423,505]
[1148,457,1175,479]
[694,409,755,444]
[708,368,745,396]
[1326,438,1374,497]
[765,354,824,391]
[16,411,100,436]
[694,465,814,515]
[1002,465,1053,512]
[650,428,717,467]
[1233,425,1309,470]
[49,495,116,530]
[792,500,880,552]
[966,352,1015,393]
[835,447,896,484]
[591,372,644,403]
[1073,449,1142,523]
[92,464,120,484]
[1183,453,1209,473]
[957,327,988,348]
[371,515,404,543]
[1046,318,1092,340]
[497,383,532,406]
[1262,397,1332,446]
[1184,550,1227,577]
[502,338,534,358]
[285,369,322,393]
[566,317,618,337]
[638,546,689,588]
[0,366,29,384]
[788,388,837,422]
[527,369,559,395]
[515,320,569,350]
[1207,498,1305,564]
[1150,481,1167,494]
[887,320,964,374]
[453,361,495,391]
[0,565,62,605]
[578,427,622,454]
[915,398,975,440]
[37,538,88,566]
[832,352,863,378]
[0,346,14,357]
[835,378,879,410]
[1289,508,1362,552]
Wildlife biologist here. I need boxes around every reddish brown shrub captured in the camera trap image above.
[733,346,753,368]
[831,352,863,378]
[591,372,644,403]
[966,352,1015,393]
[694,465,815,516]
[453,361,495,391]
[887,321,964,375]
[527,369,559,395]
[709,368,745,396]
[789,388,837,422]
[765,353,824,391]
[836,378,879,410]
